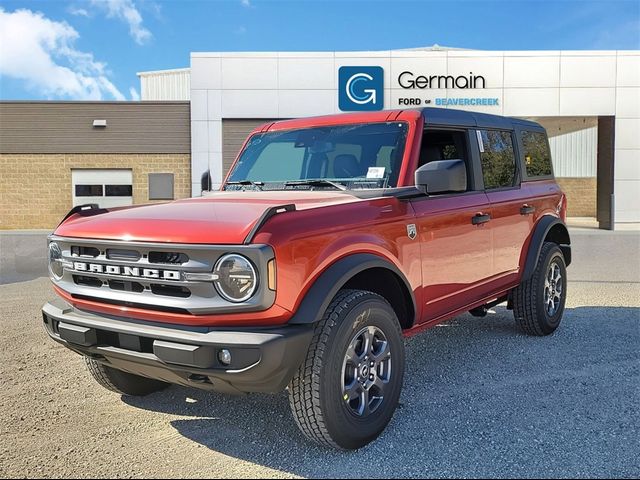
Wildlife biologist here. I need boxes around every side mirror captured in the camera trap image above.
[415,159,467,195]
[201,170,212,193]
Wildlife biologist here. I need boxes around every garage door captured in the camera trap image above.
[222,119,278,177]
[72,169,133,208]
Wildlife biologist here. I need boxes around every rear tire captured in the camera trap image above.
[513,242,567,336]
[288,289,405,450]
[85,358,169,396]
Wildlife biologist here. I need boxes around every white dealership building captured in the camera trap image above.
[138,46,640,229]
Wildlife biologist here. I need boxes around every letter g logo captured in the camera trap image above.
[339,66,384,111]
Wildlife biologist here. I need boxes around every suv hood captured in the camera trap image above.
[54,191,362,244]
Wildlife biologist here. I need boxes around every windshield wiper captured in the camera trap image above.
[225,180,264,190]
[284,179,347,191]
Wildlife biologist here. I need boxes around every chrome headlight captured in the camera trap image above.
[213,254,258,303]
[48,242,64,280]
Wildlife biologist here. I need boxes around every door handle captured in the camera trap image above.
[472,213,491,225]
[520,204,536,215]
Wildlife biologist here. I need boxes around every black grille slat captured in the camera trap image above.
[150,284,191,298]
[106,249,142,262]
[71,294,191,315]
[148,251,189,264]
[108,279,144,293]
[71,246,100,258]
[73,275,103,288]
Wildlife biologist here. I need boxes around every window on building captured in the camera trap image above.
[75,185,103,196]
[478,130,517,189]
[105,185,133,196]
[522,130,553,177]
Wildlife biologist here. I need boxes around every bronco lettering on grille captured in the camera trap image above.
[72,262,181,281]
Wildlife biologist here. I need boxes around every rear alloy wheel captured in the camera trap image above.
[513,242,567,336]
[288,289,405,450]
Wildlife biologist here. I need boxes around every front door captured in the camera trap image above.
[410,128,494,324]
[411,192,493,323]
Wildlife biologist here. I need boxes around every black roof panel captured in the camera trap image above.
[419,107,541,130]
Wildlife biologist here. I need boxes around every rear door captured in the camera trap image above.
[474,128,533,288]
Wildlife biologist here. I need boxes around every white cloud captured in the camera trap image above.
[68,6,90,17]
[240,0,251,7]
[129,86,140,101]
[90,0,151,45]
[0,8,125,100]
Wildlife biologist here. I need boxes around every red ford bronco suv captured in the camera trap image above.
[43,107,570,450]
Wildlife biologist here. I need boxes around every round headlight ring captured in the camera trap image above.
[48,242,64,280]
[213,253,258,303]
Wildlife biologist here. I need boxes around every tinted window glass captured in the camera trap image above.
[479,130,517,189]
[522,130,553,177]
[75,185,103,196]
[227,122,408,189]
[105,185,133,196]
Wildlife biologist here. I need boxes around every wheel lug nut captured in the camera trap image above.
[369,374,374,380]
[370,361,375,367]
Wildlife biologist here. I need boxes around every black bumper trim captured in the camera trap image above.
[42,300,313,395]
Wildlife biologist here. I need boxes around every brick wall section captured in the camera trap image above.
[556,177,597,217]
[0,154,191,229]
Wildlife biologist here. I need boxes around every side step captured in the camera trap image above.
[468,295,510,317]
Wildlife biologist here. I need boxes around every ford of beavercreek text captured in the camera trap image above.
[43,108,571,450]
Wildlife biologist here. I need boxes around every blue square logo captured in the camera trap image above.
[338,66,384,111]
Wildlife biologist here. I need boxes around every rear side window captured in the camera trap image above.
[478,130,517,189]
[522,131,553,177]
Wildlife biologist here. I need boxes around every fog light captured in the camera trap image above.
[218,349,232,366]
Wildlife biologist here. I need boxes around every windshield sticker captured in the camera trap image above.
[366,167,386,179]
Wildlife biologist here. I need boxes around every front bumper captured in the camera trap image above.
[42,300,313,395]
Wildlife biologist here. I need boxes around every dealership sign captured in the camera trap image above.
[338,66,499,111]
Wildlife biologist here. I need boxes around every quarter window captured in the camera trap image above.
[478,130,517,189]
[522,131,553,177]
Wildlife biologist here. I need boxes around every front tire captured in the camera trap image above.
[85,358,169,396]
[288,289,405,450]
[513,242,567,336]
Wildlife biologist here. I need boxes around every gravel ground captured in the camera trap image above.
[1,229,639,478]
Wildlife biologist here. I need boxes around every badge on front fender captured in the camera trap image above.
[407,224,417,240]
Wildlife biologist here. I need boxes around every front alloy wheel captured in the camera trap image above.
[342,326,392,417]
[288,289,405,450]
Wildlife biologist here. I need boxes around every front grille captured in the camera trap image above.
[51,235,274,316]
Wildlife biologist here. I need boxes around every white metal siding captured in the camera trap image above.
[138,68,190,101]
[534,117,597,177]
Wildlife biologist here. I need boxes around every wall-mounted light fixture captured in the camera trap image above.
[92,119,107,128]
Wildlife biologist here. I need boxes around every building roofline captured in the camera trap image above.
[136,67,190,77]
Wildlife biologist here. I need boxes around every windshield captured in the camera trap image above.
[225,122,409,190]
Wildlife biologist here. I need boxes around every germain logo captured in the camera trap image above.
[339,66,384,111]
[72,262,181,281]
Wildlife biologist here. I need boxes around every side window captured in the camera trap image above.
[418,129,471,191]
[522,130,553,177]
[478,130,517,189]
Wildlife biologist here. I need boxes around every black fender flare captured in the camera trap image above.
[288,253,416,326]
[522,216,571,282]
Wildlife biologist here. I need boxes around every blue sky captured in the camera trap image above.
[1,0,639,101]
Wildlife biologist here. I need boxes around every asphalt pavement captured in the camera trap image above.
[0,228,638,478]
